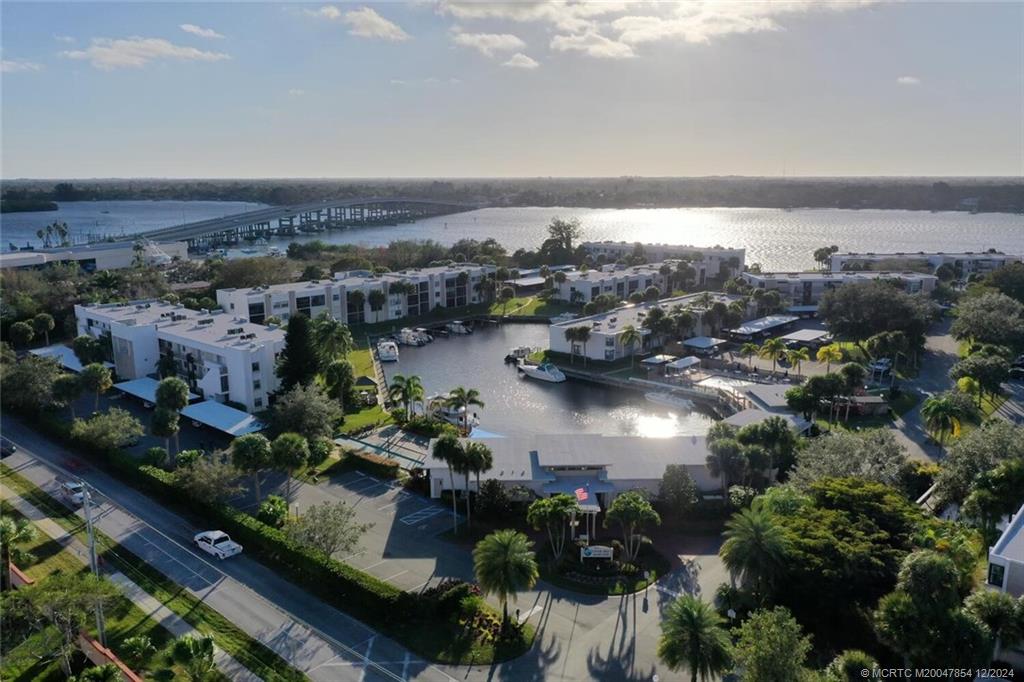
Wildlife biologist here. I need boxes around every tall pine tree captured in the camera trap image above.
[276,314,319,389]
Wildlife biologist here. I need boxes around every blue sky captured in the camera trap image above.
[2,1,1021,178]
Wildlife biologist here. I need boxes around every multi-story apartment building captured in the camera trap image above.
[74,300,285,412]
[987,504,1024,668]
[580,241,746,284]
[552,262,671,304]
[548,292,747,362]
[740,271,938,307]
[216,263,496,325]
[827,251,1021,278]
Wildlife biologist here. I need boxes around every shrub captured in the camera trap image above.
[307,437,333,468]
[120,634,156,664]
[142,447,168,468]
[256,495,288,528]
[339,450,400,479]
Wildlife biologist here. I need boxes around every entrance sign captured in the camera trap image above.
[581,545,613,560]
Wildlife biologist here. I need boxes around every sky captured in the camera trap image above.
[1,1,1022,178]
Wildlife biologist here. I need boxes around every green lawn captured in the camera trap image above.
[339,405,391,435]
[0,465,306,682]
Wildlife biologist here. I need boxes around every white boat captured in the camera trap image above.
[505,346,534,363]
[426,394,480,428]
[376,340,399,362]
[396,328,430,346]
[446,320,472,335]
[518,361,566,383]
[413,328,434,343]
[645,392,694,411]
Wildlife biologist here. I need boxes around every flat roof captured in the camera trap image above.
[114,377,199,404]
[726,315,799,336]
[779,329,830,342]
[641,354,677,366]
[30,344,113,373]
[744,383,793,410]
[992,504,1024,563]
[181,400,264,436]
[723,408,810,433]
[835,251,1019,259]
[745,271,937,283]
[667,356,702,370]
[683,336,727,349]
[549,292,742,331]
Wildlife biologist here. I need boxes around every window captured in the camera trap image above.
[987,562,1006,587]
[605,337,614,347]
[253,380,261,390]
[220,375,229,393]
[251,362,260,372]
[604,349,615,361]
[310,294,326,307]
[254,398,263,408]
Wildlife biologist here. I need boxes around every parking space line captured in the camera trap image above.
[398,507,445,526]
[377,491,411,510]
[382,570,408,583]
[362,559,388,571]
[358,636,375,682]
[518,605,543,624]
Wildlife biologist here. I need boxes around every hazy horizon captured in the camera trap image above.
[3,1,1022,178]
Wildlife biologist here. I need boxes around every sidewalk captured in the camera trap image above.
[0,483,259,682]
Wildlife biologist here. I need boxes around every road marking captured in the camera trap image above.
[409,579,432,593]
[377,491,411,510]
[358,636,375,682]
[655,584,682,599]
[382,570,408,583]
[401,652,410,680]
[398,506,445,525]
[518,605,544,624]
[362,559,388,571]
[341,550,365,562]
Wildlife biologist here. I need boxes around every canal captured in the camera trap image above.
[377,322,716,438]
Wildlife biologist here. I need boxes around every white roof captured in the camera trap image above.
[779,329,830,342]
[667,356,702,370]
[114,377,199,404]
[641,354,677,366]
[683,336,727,349]
[744,383,793,410]
[727,315,799,336]
[722,408,811,433]
[30,345,113,373]
[181,400,264,436]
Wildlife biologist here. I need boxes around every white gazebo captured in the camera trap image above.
[666,356,702,376]
[640,354,677,368]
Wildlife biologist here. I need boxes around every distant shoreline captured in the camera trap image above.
[1,199,58,213]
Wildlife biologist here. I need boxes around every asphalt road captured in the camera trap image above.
[0,415,456,682]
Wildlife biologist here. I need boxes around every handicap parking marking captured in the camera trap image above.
[399,506,446,526]
[377,490,411,511]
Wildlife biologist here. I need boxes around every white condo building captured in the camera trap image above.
[581,241,746,284]
[827,251,1021,278]
[0,241,189,272]
[551,262,671,304]
[549,292,748,362]
[740,271,938,308]
[216,263,496,325]
[74,300,285,412]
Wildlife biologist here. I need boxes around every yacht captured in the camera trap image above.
[645,392,694,411]
[446,320,473,335]
[426,394,480,428]
[413,328,434,343]
[376,340,400,362]
[518,361,567,383]
[396,328,430,346]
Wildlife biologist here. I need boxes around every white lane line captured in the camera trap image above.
[409,579,432,593]
[341,550,366,563]
[656,584,682,599]
[359,636,376,682]
[401,652,410,680]
[382,570,408,583]
[362,559,388,571]
[518,604,543,624]
[377,491,411,510]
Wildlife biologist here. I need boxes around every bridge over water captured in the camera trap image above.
[133,197,477,249]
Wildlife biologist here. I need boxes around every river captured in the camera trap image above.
[2,201,1020,271]
[378,322,716,438]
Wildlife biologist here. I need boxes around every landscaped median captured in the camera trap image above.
[0,464,303,682]
[9,415,535,665]
[538,543,672,596]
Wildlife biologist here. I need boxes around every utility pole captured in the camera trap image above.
[81,482,107,646]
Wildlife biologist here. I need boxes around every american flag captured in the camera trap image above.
[574,486,589,502]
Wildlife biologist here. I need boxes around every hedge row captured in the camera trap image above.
[134,465,413,630]
[337,449,402,480]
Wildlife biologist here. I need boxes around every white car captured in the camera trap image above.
[193,530,243,560]
[59,481,85,506]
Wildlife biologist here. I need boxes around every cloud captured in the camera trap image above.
[61,37,230,70]
[180,24,225,39]
[439,1,628,33]
[306,5,343,20]
[1,59,43,73]
[53,35,76,44]
[343,7,410,41]
[502,53,540,69]
[896,75,920,85]
[451,30,525,56]
[611,1,877,46]
[550,31,634,59]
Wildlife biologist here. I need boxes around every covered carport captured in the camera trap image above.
[181,400,264,436]
[114,377,199,407]
[31,344,114,374]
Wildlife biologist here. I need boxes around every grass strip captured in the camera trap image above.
[0,464,307,682]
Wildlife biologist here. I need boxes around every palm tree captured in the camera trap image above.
[720,506,790,604]
[563,327,580,364]
[921,394,966,445]
[573,325,592,367]
[433,433,465,532]
[446,386,484,435]
[464,441,493,526]
[657,595,733,682]
[758,337,787,374]
[1,516,37,591]
[672,309,696,341]
[473,529,539,630]
[172,635,216,682]
[367,289,387,323]
[313,314,354,364]
[738,342,760,371]
[816,345,843,373]
[388,374,424,415]
[786,347,810,376]
[347,290,366,324]
[620,324,642,367]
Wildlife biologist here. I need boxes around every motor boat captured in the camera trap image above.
[504,346,534,363]
[413,328,434,343]
[645,392,694,411]
[426,394,481,428]
[446,320,473,335]
[376,340,400,362]
[518,361,566,383]
[396,328,430,346]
